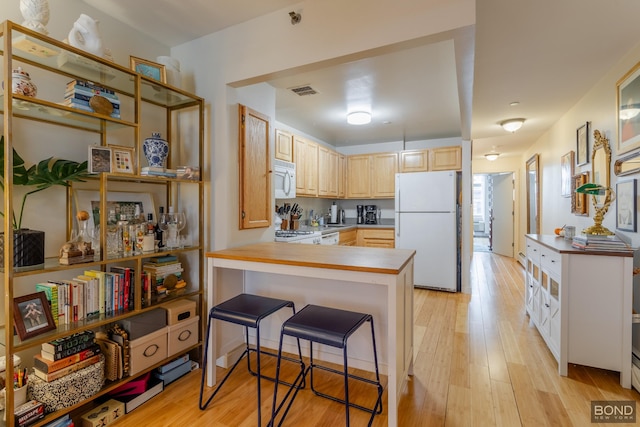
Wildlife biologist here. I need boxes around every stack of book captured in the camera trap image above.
[140,166,177,178]
[34,331,101,382]
[143,255,185,297]
[571,234,634,252]
[63,79,121,119]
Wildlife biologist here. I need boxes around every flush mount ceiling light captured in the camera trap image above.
[347,111,371,125]
[485,153,500,161]
[500,118,525,133]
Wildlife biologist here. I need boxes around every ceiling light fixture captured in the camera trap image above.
[485,153,500,161]
[500,118,525,133]
[347,111,371,125]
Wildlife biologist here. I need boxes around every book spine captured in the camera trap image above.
[33,354,102,382]
[63,92,121,109]
[41,338,97,361]
[35,344,101,373]
[35,283,59,327]
[41,330,95,354]
[64,86,120,101]
[66,79,115,95]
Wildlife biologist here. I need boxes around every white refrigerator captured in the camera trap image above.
[395,171,460,291]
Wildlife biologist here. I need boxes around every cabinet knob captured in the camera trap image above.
[545,303,550,308]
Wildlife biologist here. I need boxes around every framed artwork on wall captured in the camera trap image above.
[576,122,590,166]
[572,172,589,216]
[561,151,575,197]
[617,61,640,154]
[616,179,637,232]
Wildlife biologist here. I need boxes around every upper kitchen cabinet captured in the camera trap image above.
[430,146,462,171]
[338,154,346,198]
[275,129,293,162]
[293,135,319,196]
[346,152,398,198]
[239,105,271,229]
[400,149,429,172]
[318,146,339,198]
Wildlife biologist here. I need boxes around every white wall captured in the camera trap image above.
[170,0,475,251]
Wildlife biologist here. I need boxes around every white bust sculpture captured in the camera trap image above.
[68,14,105,58]
[20,0,50,35]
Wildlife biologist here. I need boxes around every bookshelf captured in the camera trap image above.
[1,21,205,426]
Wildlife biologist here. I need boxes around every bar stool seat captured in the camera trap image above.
[199,293,304,425]
[269,304,383,427]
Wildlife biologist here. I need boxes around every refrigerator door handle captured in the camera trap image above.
[395,211,400,237]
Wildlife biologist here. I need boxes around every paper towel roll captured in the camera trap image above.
[330,205,338,223]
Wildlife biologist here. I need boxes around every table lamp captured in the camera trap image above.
[575,183,615,235]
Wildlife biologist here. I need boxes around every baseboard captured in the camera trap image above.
[216,344,245,369]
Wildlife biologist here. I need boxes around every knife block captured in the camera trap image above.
[281,219,289,230]
[291,219,300,230]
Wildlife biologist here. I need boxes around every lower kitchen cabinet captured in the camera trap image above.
[339,229,357,246]
[525,235,633,388]
[357,228,395,248]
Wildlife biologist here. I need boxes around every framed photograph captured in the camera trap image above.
[109,145,135,174]
[13,292,56,340]
[88,145,112,174]
[130,56,166,83]
[576,122,590,166]
[561,151,575,197]
[572,172,590,216]
[617,61,640,154]
[616,179,637,232]
[74,190,155,235]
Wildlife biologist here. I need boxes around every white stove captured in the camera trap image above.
[274,229,322,243]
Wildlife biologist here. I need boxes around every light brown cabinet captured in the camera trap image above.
[318,146,339,197]
[338,154,346,198]
[430,146,462,171]
[346,153,398,198]
[294,135,319,196]
[356,228,395,248]
[274,129,293,162]
[239,105,271,229]
[400,149,429,172]
[339,229,357,246]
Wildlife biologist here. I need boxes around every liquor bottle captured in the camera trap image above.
[156,206,164,248]
[106,209,119,256]
[117,214,131,254]
[146,213,155,235]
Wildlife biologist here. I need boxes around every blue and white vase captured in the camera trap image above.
[143,132,169,168]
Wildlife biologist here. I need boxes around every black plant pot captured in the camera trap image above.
[0,229,45,270]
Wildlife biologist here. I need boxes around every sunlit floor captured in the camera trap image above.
[474,235,491,252]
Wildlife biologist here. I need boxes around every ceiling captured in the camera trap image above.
[82,0,640,160]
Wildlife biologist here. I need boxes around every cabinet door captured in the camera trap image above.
[293,135,308,194]
[338,154,346,198]
[317,146,338,197]
[239,104,271,229]
[400,149,429,172]
[371,152,398,198]
[347,155,371,198]
[548,275,561,355]
[328,150,339,197]
[275,129,293,162]
[305,140,319,196]
[430,146,462,171]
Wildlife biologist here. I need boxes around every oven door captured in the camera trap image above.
[274,160,296,199]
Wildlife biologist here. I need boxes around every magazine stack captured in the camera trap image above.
[571,234,634,253]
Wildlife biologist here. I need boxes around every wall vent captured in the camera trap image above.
[289,85,318,96]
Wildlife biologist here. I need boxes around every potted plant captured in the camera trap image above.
[0,136,89,269]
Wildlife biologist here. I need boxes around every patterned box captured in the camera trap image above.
[28,356,104,413]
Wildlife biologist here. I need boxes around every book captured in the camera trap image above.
[41,330,95,355]
[110,266,134,311]
[66,79,116,95]
[84,270,106,315]
[33,354,102,382]
[35,282,59,327]
[148,255,178,264]
[119,376,164,413]
[34,344,101,372]
[157,354,190,374]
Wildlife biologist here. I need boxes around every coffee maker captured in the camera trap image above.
[365,205,378,224]
[357,205,364,224]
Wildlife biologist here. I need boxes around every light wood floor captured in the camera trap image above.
[116,252,640,426]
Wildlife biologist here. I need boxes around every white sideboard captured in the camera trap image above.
[525,234,633,388]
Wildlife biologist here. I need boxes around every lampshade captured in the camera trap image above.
[575,183,607,195]
[501,118,525,133]
[485,153,500,161]
[347,111,371,125]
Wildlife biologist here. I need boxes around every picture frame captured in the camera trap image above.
[576,122,590,166]
[617,61,640,154]
[572,172,589,216]
[88,145,112,174]
[616,179,637,232]
[13,292,56,340]
[74,190,155,235]
[561,151,575,197]
[109,145,135,174]
[130,56,166,83]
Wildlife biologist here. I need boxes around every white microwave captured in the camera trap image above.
[274,159,296,199]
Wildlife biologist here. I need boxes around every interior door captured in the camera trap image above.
[491,173,514,257]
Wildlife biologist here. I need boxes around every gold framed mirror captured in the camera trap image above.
[592,129,611,187]
[526,154,540,234]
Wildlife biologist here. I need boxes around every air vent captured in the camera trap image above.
[289,85,318,96]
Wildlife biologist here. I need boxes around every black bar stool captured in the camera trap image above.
[269,304,384,427]
[199,293,305,425]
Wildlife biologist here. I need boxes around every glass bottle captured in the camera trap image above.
[106,209,119,256]
[146,213,155,235]
[156,206,164,248]
[117,213,130,254]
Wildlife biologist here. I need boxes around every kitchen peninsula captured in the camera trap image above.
[206,242,416,427]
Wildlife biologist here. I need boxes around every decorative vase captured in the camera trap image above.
[143,132,169,168]
[11,67,37,97]
[0,229,45,270]
[20,0,50,35]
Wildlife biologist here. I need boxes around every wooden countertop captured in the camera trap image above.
[526,234,634,257]
[207,242,416,275]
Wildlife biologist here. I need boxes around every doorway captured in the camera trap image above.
[473,173,515,257]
